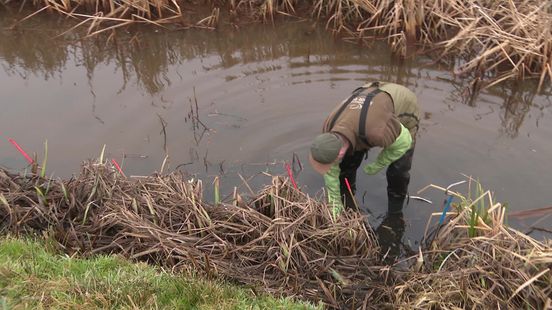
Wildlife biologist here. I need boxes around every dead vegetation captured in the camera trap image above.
[3,0,550,91]
[0,160,388,308]
[1,158,550,309]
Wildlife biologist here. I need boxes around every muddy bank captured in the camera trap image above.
[1,160,550,309]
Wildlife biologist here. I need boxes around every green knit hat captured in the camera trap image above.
[310,133,342,164]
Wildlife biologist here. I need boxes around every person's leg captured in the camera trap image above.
[386,147,415,214]
[339,151,366,210]
[376,212,405,263]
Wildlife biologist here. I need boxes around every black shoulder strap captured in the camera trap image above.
[327,87,365,130]
[358,89,382,142]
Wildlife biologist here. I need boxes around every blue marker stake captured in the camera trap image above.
[438,195,454,225]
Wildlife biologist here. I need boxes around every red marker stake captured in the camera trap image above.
[344,177,359,210]
[8,138,34,164]
[111,158,126,177]
[285,163,298,189]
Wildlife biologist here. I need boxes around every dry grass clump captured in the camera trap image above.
[0,159,389,308]
[307,0,552,91]
[218,0,552,90]
[26,0,194,36]
[32,0,181,20]
[1,159,550,309]
[398,180,552,309]
[394,233,551,308]
[427,0,552,92]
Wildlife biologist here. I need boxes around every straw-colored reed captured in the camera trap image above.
[0,160,386,308]
[1,159,550,309]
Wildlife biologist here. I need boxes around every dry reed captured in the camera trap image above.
[1,159,550,309]
[0,160,389,308]
[10,0,551,90]
[406,180,552,309]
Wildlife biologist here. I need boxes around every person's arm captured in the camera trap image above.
[324,163,344,217]
[364,123,412,175]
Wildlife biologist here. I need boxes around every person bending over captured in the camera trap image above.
[309,81,420,217]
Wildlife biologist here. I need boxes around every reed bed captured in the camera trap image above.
[400,181,552,309]
[0,160,390,308]
[9,0,551,90]
[395,232,552,308]
[1,159,550,309]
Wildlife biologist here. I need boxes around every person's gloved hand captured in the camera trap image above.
[363,162,385,175]
[363,123,413,176]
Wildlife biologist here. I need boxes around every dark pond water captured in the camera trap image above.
[1,10,551,242]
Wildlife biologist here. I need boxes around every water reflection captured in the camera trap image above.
[3,14,550,138]
[0,13,440,90]
[0,16,69,80]
[494,83,550,138]
[428,75,552,138]
[6,14,395,94]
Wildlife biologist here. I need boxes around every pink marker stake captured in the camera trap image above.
[111,158,126,177]
[344,178,352,193]
[285,163,298,189]
[8,138,34,164]
[344,177,359,210]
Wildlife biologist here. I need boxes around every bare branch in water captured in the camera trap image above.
[157,113,168,154]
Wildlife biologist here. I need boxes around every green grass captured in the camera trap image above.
[0,237,319,310]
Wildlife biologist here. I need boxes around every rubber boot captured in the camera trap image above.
[387,194,405,215]
[376,212,405,263]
